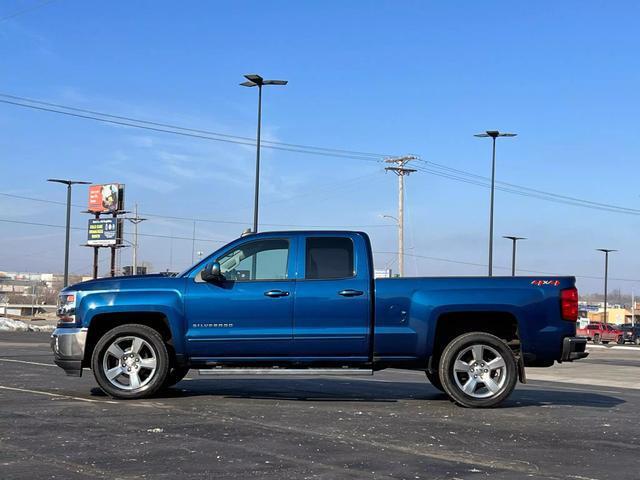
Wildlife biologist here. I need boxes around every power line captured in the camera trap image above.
[3,93,639,216]
[374,250,640,283]
[421,159,640,213]
[414,163,640,216]
[0,192,394,228]
[3,216,637,283]
[0,0,57,22]
[0,96,385,162]
[0,218,227,243]
[0,93,392,158]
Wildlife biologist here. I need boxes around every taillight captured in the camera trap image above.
[561,287,578,321]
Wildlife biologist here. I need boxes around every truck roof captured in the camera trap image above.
[239,230,368,238]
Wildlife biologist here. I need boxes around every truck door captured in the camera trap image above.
[292,234,370,360]
[184,237,296,358]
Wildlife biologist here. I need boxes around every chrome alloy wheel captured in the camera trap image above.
[102,336,157,391]
[452,344,507,399]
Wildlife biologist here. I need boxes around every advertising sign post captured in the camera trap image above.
[84,184,126,278]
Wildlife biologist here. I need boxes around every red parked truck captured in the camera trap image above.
[576,322,624,344]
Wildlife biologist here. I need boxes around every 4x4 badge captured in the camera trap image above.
[531,280,560,286]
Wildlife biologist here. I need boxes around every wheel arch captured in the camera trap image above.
[83,312,175,368]
[428,310,522,377]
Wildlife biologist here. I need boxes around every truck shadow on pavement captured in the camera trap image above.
[91,378,626,409]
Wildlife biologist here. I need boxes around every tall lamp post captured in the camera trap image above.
[474,130,517,276]
[596,248,617,324]
[47,179,91,287]
[240,73,288,233]
[503,236,526,276]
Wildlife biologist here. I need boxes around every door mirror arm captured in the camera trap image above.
[201,261,224,283]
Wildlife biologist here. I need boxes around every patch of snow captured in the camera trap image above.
[0,317,55,332]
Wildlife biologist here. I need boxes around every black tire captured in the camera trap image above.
[91,324,170,400]
[439,332,518,408]
[635,337,640,346]
[162,366,190,389]
[617,335,624,345]
[593,334,601,344]
[425,370,445,392]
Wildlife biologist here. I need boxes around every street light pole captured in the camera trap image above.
[503,236,526,276]
[597,248,617,324]
[47,179,90,287]
[474,131,517,276]
[240,74,288,233]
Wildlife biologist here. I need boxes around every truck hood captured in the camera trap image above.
[63,273,181,293]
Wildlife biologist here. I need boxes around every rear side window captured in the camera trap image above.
[305,237,354,280]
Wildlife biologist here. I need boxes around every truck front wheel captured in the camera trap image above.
[438,332,517,408]
[91,324,169,399]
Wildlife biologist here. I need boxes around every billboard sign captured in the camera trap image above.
[88,183,125,213]
[87,218,122,246]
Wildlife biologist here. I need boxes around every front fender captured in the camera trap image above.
[78,289,187,356]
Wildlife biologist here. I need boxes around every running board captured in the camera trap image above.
[198,367,373,376]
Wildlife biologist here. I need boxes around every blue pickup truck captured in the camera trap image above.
[51,230,587,407]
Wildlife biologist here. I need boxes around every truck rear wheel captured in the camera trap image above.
[91,324,169,399]
[593,334,601,344]
[438,332,517,408]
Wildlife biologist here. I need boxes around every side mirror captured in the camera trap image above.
[201,261,224,282]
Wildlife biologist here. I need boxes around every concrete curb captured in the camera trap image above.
[587,344,640,352]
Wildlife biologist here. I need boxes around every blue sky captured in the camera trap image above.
[1,0,639,293]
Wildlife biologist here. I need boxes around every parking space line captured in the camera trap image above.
[0,385,120,404]
[0,357,55,367]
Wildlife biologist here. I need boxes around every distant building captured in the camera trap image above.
[587,307,631,325]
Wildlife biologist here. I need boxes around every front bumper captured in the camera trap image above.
[50,327,88,377]
[560,336,589,362]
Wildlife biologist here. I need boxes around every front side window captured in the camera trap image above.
[217,239,289,281]
[305,237,354,280]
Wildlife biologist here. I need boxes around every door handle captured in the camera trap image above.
[339,289,364,297]
[264,289,290,298]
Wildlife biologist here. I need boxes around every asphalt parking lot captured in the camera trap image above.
[0,332,638,480]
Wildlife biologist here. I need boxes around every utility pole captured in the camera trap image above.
[503,236,526,276]
[632,288,635,326]
[126,204,146,275]
[596,248,616,324]
[385,155,418,277]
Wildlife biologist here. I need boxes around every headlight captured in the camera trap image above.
[56,292,77,324]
